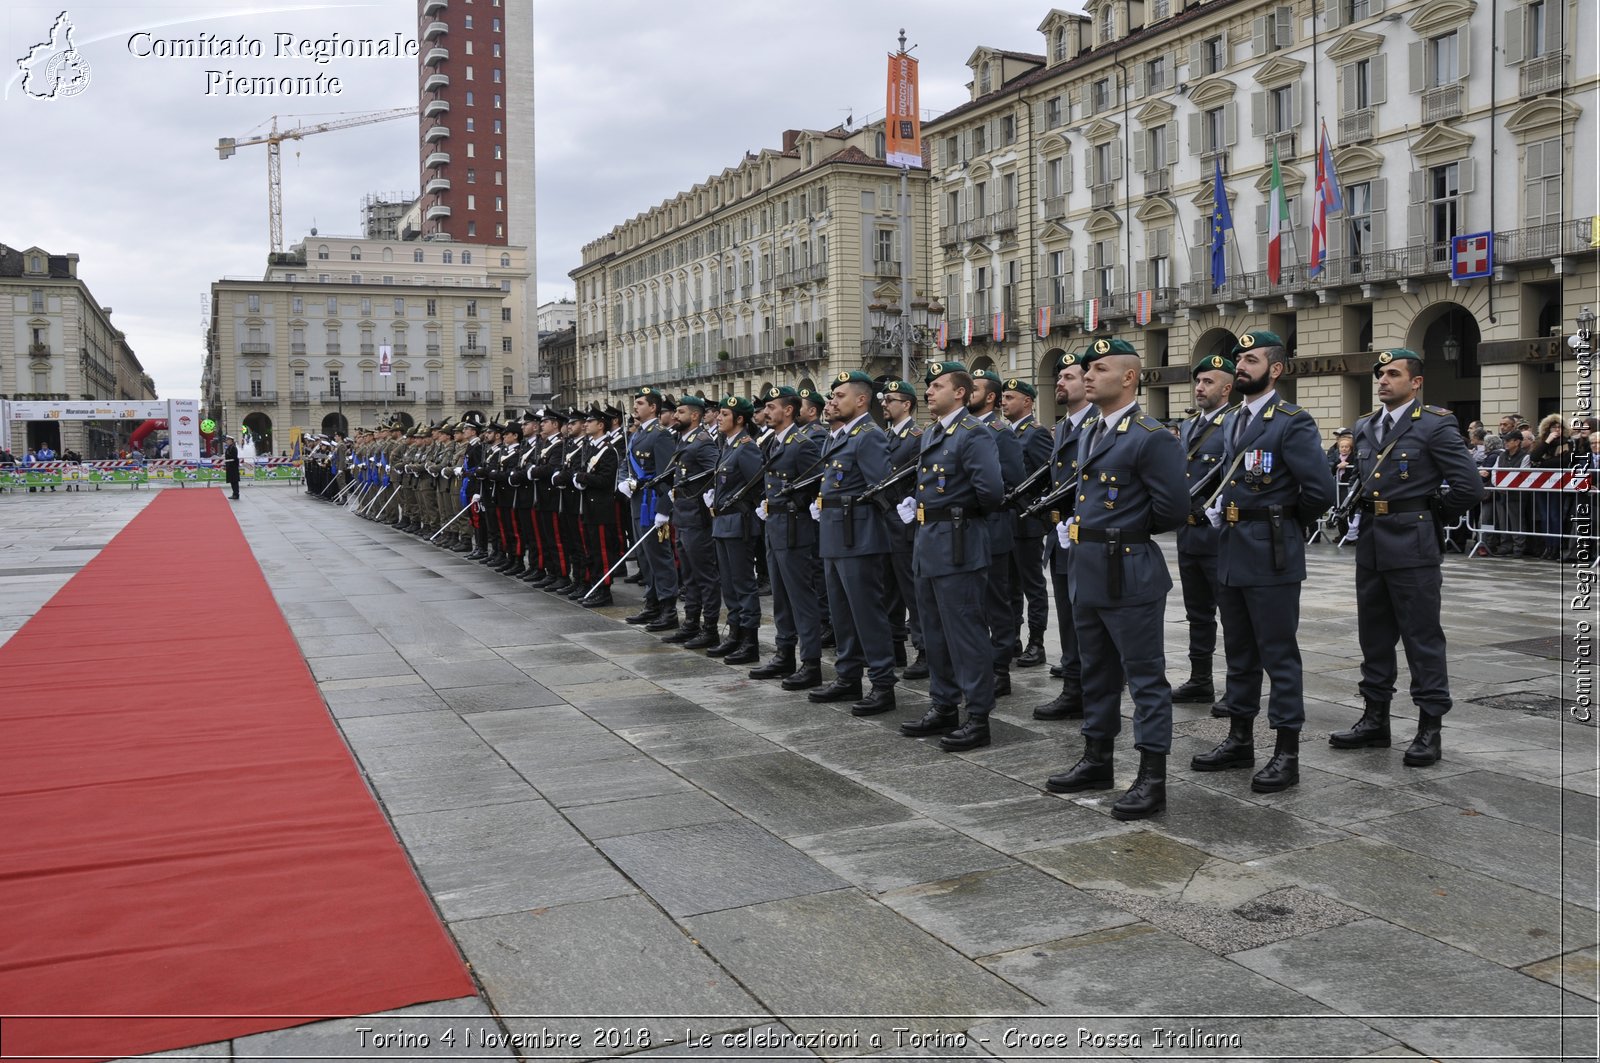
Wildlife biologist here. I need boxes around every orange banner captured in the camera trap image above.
[885,51,922,168]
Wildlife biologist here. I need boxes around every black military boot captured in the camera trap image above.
[519,566,546,584]
[808,676,863,704]
[705,623,743,658]
[1252,729,1300,792]
[1190,717,1255,772]
[1329,699,1392,749]
[625,598,661,625]
[902,648,929,680]
[683,620,720,650]
[1111,752,1167,820]
[580,587,613,608]
[1402,713,1443,767]
[645,599,679,633]
[939,715,990,752]
[899,705,960,737]
[1045,737,1115,793]
[850,685,897,717]
[992,669,1012,697]
[725,625,760,665]
[781,658,822,691]
[1033,680,1084,721]
[1016,630,1047,669]
[749,647,797,681]
[662,616,701,644]
[1172,656,1215,703]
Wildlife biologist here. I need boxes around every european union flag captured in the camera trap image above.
[1211,155,1233,291]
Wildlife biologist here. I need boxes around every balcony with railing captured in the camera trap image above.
[424,72,449,93]
[424,99,450,118]
[390,344,408,356]
[941,221,963,245]
[360,343,376,356]
[425,124,450,142]
[803,262,827,282]
[425,47,448,67]
[1043,195,1067,220]
[325,343,342,354]
[1496,218,1595,262]
[240,341,271,355]
[872,260,902,278]
[235,390,277,404]
[425,150,450,169]
[1142,170,1170,196]
[290,390,310,404]
[291,342,307,355]
[1264,130,1298,160]
[459,345,487,357]
[959,217,993,241]
[455,390,494,403]
[1091,183,1116,209]
[1520,51,1567,96]
[424,390,445,403]
[1338,108,1374,144]
[426,204,452,220]
[991,208,1018,233]
[426,343,441,355]
[423,0,446,13]
[424,20,448,41]
[1421,83,1464,122]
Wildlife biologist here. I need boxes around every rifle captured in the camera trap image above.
[674,466,716,496]
[858,460,919,503]
[1019,479,1076,523]
[1001,461,1052,511]
[1188,458,1227,502]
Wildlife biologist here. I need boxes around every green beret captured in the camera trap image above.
[1193,353,1237,378]
[635,385,659,398]
[677,394,707,410]
[1002,377,1037,398]
[1373,348,1424,377]
[799,387,827,409]
[762,385,799,402]
[880,380,919,404]
[831,369,875,387]
[924,359,968,383]
[1080,337,1138,364]
[1231,330,1284,356]
[1052,350,1085,374]
[719,394,755,417]
[972,368,1004,387]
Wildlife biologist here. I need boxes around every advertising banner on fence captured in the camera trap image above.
[167,399,202,461]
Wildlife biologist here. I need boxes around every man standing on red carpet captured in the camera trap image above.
[224,437,241,500]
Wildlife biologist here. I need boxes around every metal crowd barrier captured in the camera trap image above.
[1465,467,1597,560]
[0,459,303,491]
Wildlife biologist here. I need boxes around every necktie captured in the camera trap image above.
[1089,418,1107,452]
[1378,413,1394,444]
[1232,406,1252,449]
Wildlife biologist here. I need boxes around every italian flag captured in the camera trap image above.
[1267,142,1290,285]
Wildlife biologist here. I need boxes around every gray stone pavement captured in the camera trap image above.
[2,485,1596,1062]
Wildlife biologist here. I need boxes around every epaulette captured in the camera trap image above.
[956,414,979,431]
[1424,404,1450,417]
[1275,401,1305,415]
[907,425,924,437]
[1135,413,1164,432]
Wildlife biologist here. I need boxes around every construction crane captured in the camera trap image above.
[217,107,416,253]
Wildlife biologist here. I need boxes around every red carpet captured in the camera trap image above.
[0,491,474,1061]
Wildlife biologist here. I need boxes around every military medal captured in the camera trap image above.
[1399,460,1409,481]
[1105,486,1118,510]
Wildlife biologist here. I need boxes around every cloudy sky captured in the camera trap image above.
[3,0,1067,399]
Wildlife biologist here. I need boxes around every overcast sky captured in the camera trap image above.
[3,0,1070,399]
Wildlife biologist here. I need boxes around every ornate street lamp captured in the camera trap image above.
[1441,335,1460,363]
[868,299,944,379]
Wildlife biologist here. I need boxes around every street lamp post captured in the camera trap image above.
[868,299,944,380]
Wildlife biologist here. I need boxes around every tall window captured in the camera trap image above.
[1526,0,1549,57]
[1270,84,1295,132]
[1524,139,1563,229]
[1000,172,1018,211]
[1428,32,1459,86]
[1046,156,1067,197]
[1201,35,1224,74]
[1047,250,1070,306]
[1053,27,1067,62]
[875,228,895,263]
[1044,96,1063,128]
[328,370,341,396]
[1345,181,1373,272]
[1428,163,1461,262]
[1204,106,1226,152]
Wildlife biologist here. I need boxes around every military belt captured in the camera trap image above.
[1068,525,1151,545]
[918,504,976,566]
[820,493,866,550]
[1356,497,1429,516]
[1223,504,1289,570]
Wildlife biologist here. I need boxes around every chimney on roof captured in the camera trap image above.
[782,129,801,153]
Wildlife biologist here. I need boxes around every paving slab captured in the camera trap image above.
[595,820,846,917]
[930,796,1136,855]
[452,896,764,1060]
[1520,945,1600,1001]
[673,752,916,837]
[878,865,1138,958]
[232,996,510,1062]
[1021,831,1214,897]
[1399,769,1600,839]
[392,800,634,921]
[789,819,1015,894]
[1230,917,1597,1057]
[523,755,695,808]
[436,680,566,713]
[684,890,1038,1035]
[563,792,742,841]
[615,720,785,764]
[853,761,1044,814]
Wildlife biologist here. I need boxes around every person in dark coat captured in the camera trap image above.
[223,437,241,499]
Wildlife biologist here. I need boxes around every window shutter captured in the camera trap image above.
[1085,146,1096,185]
[1133,131,1148,174]
[1189,39,1203,73]
[1224,102,1239,146]
[1503,8,1524,64]
[1110,149,1124,182]
[1135,260,1149,291]
[1188,112,1203,154]
[1369,0,1385,14]
[1546,1,1564,53]
[1252,15,1269,56]
[1113,264,1126,295]
[1252,91,1267,136]
[1165,122,1179,164]
[1156,228,1171,256]
[1133,63,1147,99]
[1323,0,1344,31]
[1409,41,1426,93]
[1256,202,1269,265]
[1457,25,1471,78]
[1341,65,1358,114]
[1065,153,1074,192]
[1219,28,1230,66]
[1190,242,1207,279]
[1276,7,1295,48]
[1457,158,1475,195]
[1407,170,1427,245]
[1065,246,1076,273]
[1372,54,1388,105]
[1291,83,1304,128]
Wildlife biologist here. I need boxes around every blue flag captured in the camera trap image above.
[1211,155,1233,291]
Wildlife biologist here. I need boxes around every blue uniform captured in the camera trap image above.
[913,413,1003,715]
[628,419,678,603]
[1176,405,1232,672]
[1046,407,1094,689]
[1214,394,1337,731]
[977,411,1025,675]
[819,413,896,690]
[671,424,721,627]
[1008,411,1055,649]
[1068,405,1188,754]
[710,429,764,631]
[763,422,824,661]
[884,417,924,653]
[1350,402,1484,716]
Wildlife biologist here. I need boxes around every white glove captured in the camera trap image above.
[756,499,769,521]
[471,493,481,504]
[454,467,463,476]
[808,500,822,522]
[617,478,636,498]
[1055,518,1075,549]
[702,489,715,509]
[652,512,670,528]
[896,497,917,525]
[1205,501,1223,527]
